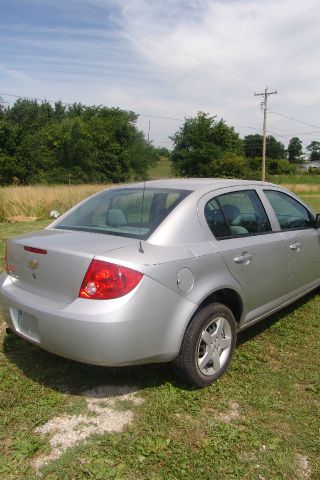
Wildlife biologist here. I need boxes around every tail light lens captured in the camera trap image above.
[79,260,143,300]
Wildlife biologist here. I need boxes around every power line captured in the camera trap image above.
[288,130,320,136]
[269,111,320,130]
[138,112,183,122]
[3,91,319,136]
[0,91,70,106]
[233,125,314,148]
[234,124,311,135]
[0,92,184,122]
[133,30,263,88]
[0,91,317,149]
[234,125,290,139]
[0,91,184,123]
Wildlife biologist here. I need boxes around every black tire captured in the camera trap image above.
[173,303,237,387]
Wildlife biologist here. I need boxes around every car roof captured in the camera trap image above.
[125,178,275,193]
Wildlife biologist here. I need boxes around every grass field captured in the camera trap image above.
[0,183,320,479]
[0,172,318,221]
[0,184,111,222]
[148,156,173,179]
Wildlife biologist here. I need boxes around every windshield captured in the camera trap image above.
[54,187,191,239]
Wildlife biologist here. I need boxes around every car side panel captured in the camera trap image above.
[100,243,245,314]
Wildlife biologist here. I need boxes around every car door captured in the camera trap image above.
[199,187,288,324]
[263,189,320,294]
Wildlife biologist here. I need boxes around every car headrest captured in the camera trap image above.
[107,208,127,227]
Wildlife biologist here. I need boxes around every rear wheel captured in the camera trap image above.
[173,303,237,387]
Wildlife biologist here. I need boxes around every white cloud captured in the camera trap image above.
[1,0,320,148]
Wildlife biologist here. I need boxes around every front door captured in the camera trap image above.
[199,188,288,323]
[263,189,320,294]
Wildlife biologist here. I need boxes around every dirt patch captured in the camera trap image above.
[218,401,240,423]
[205,400,241,424]
[6,216,39,222]
[211,401,240,423]
[32,385,143,471]
[296,453,311,479]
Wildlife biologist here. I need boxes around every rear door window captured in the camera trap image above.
[205,190,271,239]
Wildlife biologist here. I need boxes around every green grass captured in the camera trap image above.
[148,157,173,179]
[300,195,320,212]
[146,161,320,185]
[1,196,320,479]
[269,174,320,185]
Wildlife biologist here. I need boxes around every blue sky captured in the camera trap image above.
[1,0,320,149]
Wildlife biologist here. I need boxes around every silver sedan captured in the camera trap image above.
[1,179,320,386]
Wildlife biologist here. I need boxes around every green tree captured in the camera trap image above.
[155,147,171,159]
[170,112,243,177]
[288,137,303,163]
[15,126,58,183]
[244,134,286,159]
[0,99,158,185]
[244,134,263,158]
[307,141,320,161]
[0,154,27,185]
[7,99,54,134]
[0,120,20,156]
[212,153,246,178]
[267,158,296,175]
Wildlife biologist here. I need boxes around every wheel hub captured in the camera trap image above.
[197,316,232,376]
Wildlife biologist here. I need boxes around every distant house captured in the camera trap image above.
[300,161,320,172]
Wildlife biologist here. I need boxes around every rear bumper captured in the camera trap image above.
[0,273,196,366]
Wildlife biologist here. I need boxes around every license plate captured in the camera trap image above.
[17,309,40,342]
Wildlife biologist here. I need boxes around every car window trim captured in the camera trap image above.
[213,229,279,241]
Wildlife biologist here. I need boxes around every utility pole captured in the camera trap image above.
[147,121,151,142]
[254,87,277,181]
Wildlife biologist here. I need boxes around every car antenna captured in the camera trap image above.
[138,168,147,254]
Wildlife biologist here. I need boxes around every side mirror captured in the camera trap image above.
[315,214,320,229]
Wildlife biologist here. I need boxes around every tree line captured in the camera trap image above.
[0,99,159,185]
[171,112,320,179]
[0,100,319,185]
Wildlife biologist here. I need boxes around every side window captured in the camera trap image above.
[264,190,313,230]
[205,190,271,239]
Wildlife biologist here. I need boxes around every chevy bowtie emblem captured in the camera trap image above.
[27,259,39,270]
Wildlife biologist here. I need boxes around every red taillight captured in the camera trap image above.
[79,260,143,300]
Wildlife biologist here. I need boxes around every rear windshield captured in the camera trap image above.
[54,187,191,239]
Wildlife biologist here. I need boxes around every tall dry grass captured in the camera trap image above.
[282,183,320,194]
[0,181,319,222]
[0,184,114,221]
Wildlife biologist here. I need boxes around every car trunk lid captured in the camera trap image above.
[6,228,137,303]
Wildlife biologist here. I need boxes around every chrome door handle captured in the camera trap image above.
[290,242,301,251]
[234,253,252,264]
